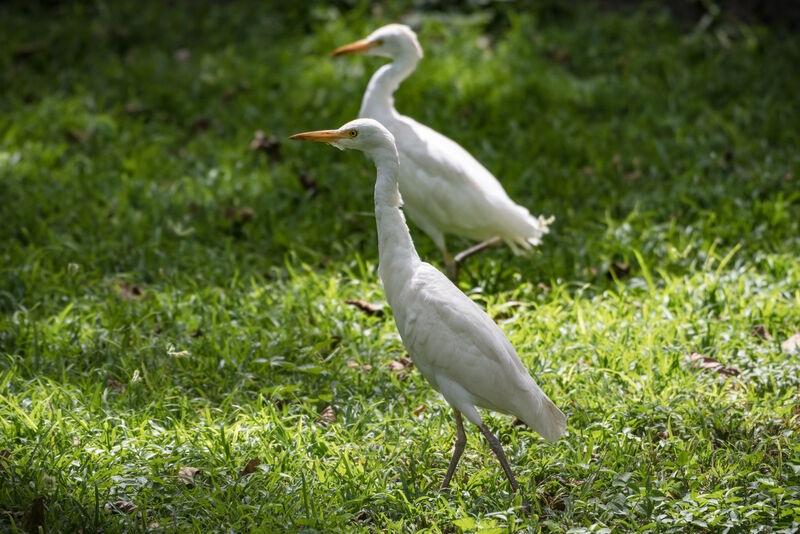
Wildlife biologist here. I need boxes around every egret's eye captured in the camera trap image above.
[349,130,358,138]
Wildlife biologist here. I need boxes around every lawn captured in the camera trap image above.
[1,1,799,532]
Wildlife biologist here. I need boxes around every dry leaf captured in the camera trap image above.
[66,128,91,143]
[350,509,370,524]
[23,497,45,533]
[109,500,138,515]
[178,466,200,487]
[191,117,211,133]
[316,405,336,426]
[782,333,800,352]
[361,364,372,371]
[239,457,261,477]
[118,280,143,300]
[412,404,426,416]
[122,100,149,115]
[752,325,772,341]
[689,352,740,377]
[623,170,642,181]
[106,378,125,393]
[346,361,360,369]
[536,282,551,292]
[386,358,413,372]
[492,300,525,321]
[224,206,254,224]
[250,130,282,163]
[13,41,47,59]
[607,262,631,279]
[298,173,319,197]
[652,430,670,442]
[174,48,191,62]
[345,299,384,317]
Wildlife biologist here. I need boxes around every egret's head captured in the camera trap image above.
[331,24,423,61]
[290,118,395,154]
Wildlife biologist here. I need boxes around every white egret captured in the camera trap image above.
[332,24,553,276]
[290,119,566,511]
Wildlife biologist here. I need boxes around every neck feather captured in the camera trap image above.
[370,146,420,297]
[359,56,419,118]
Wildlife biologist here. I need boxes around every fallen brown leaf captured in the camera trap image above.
[536,282,551,292]
[250,130,282,163]
[106,377,126,393]
[652,430,670,442]
[689,352,740,378]
[386,358,413,372]
[345,299,384,317]
[122,101,149,115]
[782,333,800,352]
[66,128,91,143]
[23,497,45,533]
[14,41,47,59]
[191,117,211,133]
[751,324,772,341]
[349,509,370,524]
[177,466,200,487]
[224,206,254,224]
[412,404,426,416]
[109,500,138,515]
[546,46,571,66]
[316,405,336,426]
[607,262,631,280]
[174,48,191,62]
[623,170,642,181]
[118,280,143,300]
[221,82,250,102]
[298,173,319,197]
[346,360,360,369]
[492,300,524,321]
[239,457,261,478]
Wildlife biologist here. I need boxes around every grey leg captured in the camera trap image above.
[442,247,459,280]
[453,236,502,265]
[441,410,467,489]
[479,423,531,513]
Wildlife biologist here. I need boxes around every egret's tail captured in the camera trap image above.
[506,212,554,253]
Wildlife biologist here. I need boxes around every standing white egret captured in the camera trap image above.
[290,119,566,511]
[332,24,553,277]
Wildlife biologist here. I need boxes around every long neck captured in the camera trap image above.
[371,146,420,299]
[359,56,419,119]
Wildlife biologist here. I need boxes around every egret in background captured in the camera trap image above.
[290,119,566,511]
[333,24,553,277]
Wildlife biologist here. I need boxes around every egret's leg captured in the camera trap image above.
[442,247,458,280]
[479,423,531,513]
[441,410,467,489]
[453,236,503,265]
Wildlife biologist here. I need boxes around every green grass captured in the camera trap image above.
[1,1,799,532]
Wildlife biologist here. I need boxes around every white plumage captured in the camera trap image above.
[290,118,566,511]
[333,24,553,271]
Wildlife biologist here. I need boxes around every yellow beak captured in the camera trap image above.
[331,39,378,57]
[289,129,347,142]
